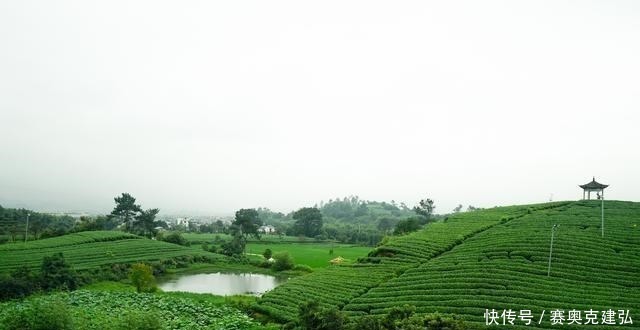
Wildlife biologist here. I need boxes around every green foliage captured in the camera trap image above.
[344,201,640,328]
[0,231,222,275]
[41,252,78,291]
[161,232,189,246]
[222,231,246,256]
[272,251,294,271]
[115,311,163,330]
[293,207,323,238]
[233,208,263,239]
[0,266,38,300]
[134,208,160,238]
[0,290,259,330]
[421,313,466,330]
[263,248,273,259]
[110,193,143,232]
[376,217,395,233]
[0,206,75,241]
[381,305,416,329]
[292,264,313,273]
[129,263,156,293]
[1,298,74,330]
[393,218,421,235]
[244,242,370,269]
[75,215,120,232]
[412,198,435,220]
[299,300,346,330]
[296,301,464,330]
[256,202,573,323]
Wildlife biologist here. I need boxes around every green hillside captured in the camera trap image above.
[0,231,223,273]
[256,201,640,329]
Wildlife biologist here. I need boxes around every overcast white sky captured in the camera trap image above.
[1,1,639,215]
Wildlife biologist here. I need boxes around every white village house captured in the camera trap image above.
[258,225,276,234]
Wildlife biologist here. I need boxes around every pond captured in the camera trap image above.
[158,272,287,296]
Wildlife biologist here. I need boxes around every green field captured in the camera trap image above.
[0,231,223,273]
[0,289,263,330]
[181,232,371,269]
[245,242,370,269]
[256,201,640,329]
[3,201,639,329]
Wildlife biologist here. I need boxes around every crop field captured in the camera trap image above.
[255,201,640,329]
[254,202,569,322]
[344,200,640,329]
[245,243,370,269]
[0,290,260,330]
[182,232,371,269]
[0,231,223,273]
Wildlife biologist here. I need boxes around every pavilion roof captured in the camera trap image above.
[579,177,608,190]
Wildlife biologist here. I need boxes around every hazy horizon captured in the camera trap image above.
[2,1,639,216]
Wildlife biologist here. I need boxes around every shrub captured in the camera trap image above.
[292,264,313,273]
[129,263,157,293]
[115,311,163,330]
[263,248,273,259]
[0,274,33,301]
[299,300,346,330]
[40,253,79,291]
[0,266,38,301]
[272,251,294,271]
[161,232,188,246]
[1,299,74,330]
[394,218,421,235]
[351,315,384,330]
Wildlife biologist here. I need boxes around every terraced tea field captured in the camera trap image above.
[256,201,640,329]
[254,202,570,322]
[0,231,222,273]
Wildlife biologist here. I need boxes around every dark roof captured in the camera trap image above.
[580,177,609,190]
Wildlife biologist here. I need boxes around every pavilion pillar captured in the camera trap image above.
[588,191,591,200]
[583,190,585,200]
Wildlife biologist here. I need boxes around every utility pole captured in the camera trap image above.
[24,213,30,243]
[601,192,605,238]
[547,224,558,277]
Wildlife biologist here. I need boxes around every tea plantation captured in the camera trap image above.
[0,231,223,273]
[256,201,640,329]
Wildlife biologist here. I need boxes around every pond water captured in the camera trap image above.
[158,272,287,296]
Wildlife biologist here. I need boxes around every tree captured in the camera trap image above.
[40,253,78,291]
[467,205,480,212]
[263,248,273,259]
[394,218,421,235]
[293,207,323,238]
[272,251,294,271]
[0,266,38,301]
[135,208,160,237]
[129,263,157,293]
[413,198,435,220]
[28,214,47,240]
[453,204,463,213]
[110,193,142,232]
[222,228,246,256]
[232,209,262,239]
[377,217,394,233]
[161,232,188,246]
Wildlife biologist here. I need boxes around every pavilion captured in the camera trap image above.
[579,177,608,200]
